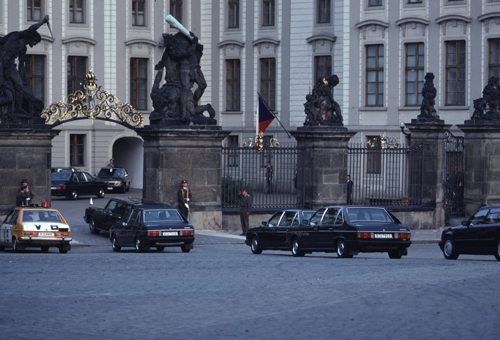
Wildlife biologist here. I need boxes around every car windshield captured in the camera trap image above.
[97,168,125,178]
[22,210,62,223]
[302,211,314,221]
[347,208,393,222]
[51,172,71,180]
[143,209,183,222]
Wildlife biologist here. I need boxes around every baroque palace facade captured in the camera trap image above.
[1,0,500,189]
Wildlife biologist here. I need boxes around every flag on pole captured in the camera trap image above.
[258,95,275,134]
[89,197,93,206]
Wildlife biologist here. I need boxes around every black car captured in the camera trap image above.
[245,209,315,254]
[95,167,131,192]
[439,206,500,261]
[51,171,106,200]
[51,167,81,172]
[288,206,411,259]
[109,208,195,252]
[84,198,172,234]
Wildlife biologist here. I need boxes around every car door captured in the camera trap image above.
[1,210,19,246]
[259,212,284,248]
[477,208,500,253]
[273,211,297,249]
[118,210,140,245]
[74,172,89,195]
[300,208,326,249]
[103,202,128,231]
[314,207,341,249]
[457,208,488,253]
[83,172,99,194]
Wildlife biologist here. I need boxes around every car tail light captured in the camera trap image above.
[25,232,36,236]
[181,230,194,236]
[56,232,69,237]
[57,186,66,190]
[357,232,372,239]
[148,231,160,237]
[397,232,411,240]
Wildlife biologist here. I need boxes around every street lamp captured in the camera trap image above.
[400,122,411,136]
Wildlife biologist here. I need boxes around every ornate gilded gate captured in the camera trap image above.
[443,131,465,216]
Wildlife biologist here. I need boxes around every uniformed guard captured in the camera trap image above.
[177,180,191,219]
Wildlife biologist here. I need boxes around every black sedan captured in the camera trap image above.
[109,208,195,252]
[95,167,131,192]
[245,209,315,254]
[51,171,106,200]
[439,206,500,261]
[288,206,411,259]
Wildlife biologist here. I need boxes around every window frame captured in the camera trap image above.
[24,54,45,104]
[130,57,148,111]
[317,0,331,24]
[314,55,332,84]
[260,58,276,111]
[405,42,425,106]
[228,0,239,29]
[69,0,85,24]
[27,0,43,21]
[368,0,383,6]
[365,44,384,107]
[366,136,382,175]
[227,135,239,167]
[445,40,466,106]
[262,0,275,27]
[67,56,87,95]
[489,38,500,79]
[70,134,85,167]
[226,59,241,112]
[132,0,146,27]
[170,0,182,24]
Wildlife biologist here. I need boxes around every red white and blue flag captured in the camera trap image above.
[258,94,274,134]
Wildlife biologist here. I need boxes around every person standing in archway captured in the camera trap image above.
[107,158,114,167]
[178,180,191,219]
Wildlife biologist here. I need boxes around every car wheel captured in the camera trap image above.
[251,236,263,254]
[443,238,459,260]
[388,250,402,259]
[336,239,353,258]
[88,218,100,234]
[97,188,105,198]
[12,238,21,252]
[0,245,5,251]
[41,246,49,252]
[59,247,68,254]
[68,190,78,200]
[121,184,126,193]
[291,238,305,257]
[126,184,130,192]
[495,239,500,261]
[181,244,191,253]
[135,238,143,252]
[112,235,121,252]
[156,246,165,252]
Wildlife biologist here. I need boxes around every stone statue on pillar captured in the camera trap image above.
[418,72,438,120]
[303,74,343,127]
[470,76,500,122]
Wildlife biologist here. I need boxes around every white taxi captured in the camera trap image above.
[0,207,72,253]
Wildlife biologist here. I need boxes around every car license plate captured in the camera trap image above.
[51,187,56,190]
[162,231,178,236]
[39,232,53,237]
[374,233,392,239]
[107,187,113,190]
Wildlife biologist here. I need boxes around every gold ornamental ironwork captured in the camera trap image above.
[41,68,143,128]
[367,134,400,150]
[242,132,279,153]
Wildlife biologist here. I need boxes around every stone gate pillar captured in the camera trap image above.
[136,126,230,230]
[291,127,356,210]
[0,126,60,214]
[457,124,500,216]
[406,121,451,227]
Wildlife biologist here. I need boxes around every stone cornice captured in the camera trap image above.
[124,38,158,47]
[61,36,96,45]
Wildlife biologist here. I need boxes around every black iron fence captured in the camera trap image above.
[348,140,425,206]
[221,145,303,209]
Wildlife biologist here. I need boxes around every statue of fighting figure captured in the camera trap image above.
[303,74,343,126]
[150,15,215,126]
[471,76,500,121]
[418,72,439,119]
[0,15,51,124]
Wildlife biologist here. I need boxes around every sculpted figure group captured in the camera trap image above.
[303,74,343,126]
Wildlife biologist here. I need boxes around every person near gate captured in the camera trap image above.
[238,188,252,235]
[347,174,353,205]
[107,158,114,167]
[265,161,273,194]
[178,180,191,219]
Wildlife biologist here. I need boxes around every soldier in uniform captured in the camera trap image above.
[178,180,191,219]
[238,188,252,235]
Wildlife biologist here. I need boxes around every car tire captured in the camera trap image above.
[291,238,305,257]
[388,250,402,259]
[68,190,78,200]
[0,245,5,251]
[41,246,49,252]
[494,239,500,261]
[156,246,165,252]
[336,239,353,258]
[135,238,143,252]
[59,247,68,254]
[112,235,121,252]
[126,184,130,192]
[88,218,100,234]
[97,188,105,198]
[443,238,459,260]
[181,244,191,253]
[251,236,263,254]
[12,238,21,252]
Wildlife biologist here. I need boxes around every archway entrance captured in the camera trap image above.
[112,137,144,189]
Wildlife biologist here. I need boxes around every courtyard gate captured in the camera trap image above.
[348,137,425,206]
[443,131,465,216]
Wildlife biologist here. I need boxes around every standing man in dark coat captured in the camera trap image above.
[347,175,353,205]
[266,161,273,194]
[178,180,191,219]
[238,188,252,235]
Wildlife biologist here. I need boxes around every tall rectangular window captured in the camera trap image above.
[366,45,384,106]
[130,58,148,110]
[171,0,182,24]
[408,0,422,3]
[261,58,276,110]
[368,0,383,6]
[27,0,42,21]
[367,136,381,174]
[67,56,87,94]
[405,43,424,106]
[25,55,45,104]
[70,134,85,166]
[69,0,84,23]
[227,135,239,167]
[446,40,465,106]
[132,0,146,26]
[314,56,332,84]
[317,0,330,23]
[263,0,275,26]
[226,60,241,111]
[228,0,239,28]
[489,39,500,78]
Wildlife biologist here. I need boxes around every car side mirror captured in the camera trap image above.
[262,221,267,226]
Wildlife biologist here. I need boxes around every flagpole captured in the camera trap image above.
[257,92,291,138]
